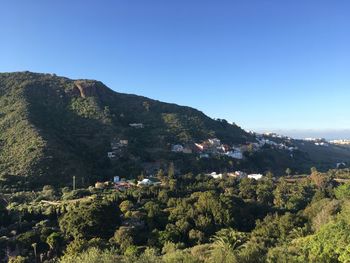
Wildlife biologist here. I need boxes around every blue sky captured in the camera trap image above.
[1,0,349,136]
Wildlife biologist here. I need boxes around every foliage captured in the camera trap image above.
[59,199,121,239]
[2,165,350,262]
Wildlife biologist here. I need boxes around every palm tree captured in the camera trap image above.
[209,228,248,263]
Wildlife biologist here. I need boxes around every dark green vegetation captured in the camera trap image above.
[0,72,252,188]
[1,72,349,189]
[2,168,350,262]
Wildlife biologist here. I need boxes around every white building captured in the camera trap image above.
[200,153,210,159]
[226,150,243,159]
[137,178,161,186]
[208,138,221,147]
[206,172,223,179]
[171,144,184,152]
[107,152,116,158]
[331,140,350,145]
[129,123,144,128]
[248,174,263,180]
[119,140,128,146]
[138,179,152,186]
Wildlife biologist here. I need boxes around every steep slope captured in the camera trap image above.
[0,72,252,187]
[1,72,349,188]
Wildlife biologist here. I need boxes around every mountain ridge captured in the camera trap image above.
[0,71,349,189]
[0,71,253,187]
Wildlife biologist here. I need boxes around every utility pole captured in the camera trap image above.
[73,176,76,191]
[32,243,37,263]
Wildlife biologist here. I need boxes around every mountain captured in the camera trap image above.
[0,72,349,188]
[0,72,253,188]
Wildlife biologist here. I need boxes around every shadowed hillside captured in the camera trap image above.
[0,72,252,187]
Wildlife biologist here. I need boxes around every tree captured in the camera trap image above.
[144,201,161,218]
[156,169,164,179]
[168,162,175,179]
[60,247,118,263]
[310,171,331,190]
[256,177,274,205]
[334,183,350,199]
[119,200,134,214]
[169,179,177,192]
[239,178,257,200]
[114,227,134,252]
[8,256,28,263]
[59,200,121,240]
[188,229,205,245]
[285,168,292,176]
[209,228,247,263]
[0,201,9,226]
[46,232,63,254]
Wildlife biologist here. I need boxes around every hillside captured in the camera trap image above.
[0,72,349,188]
[0,72,253,187]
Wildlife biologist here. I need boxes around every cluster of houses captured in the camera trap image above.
[256,137,298,151]
[107,138,128,159]
[304,138,329,147]
[331,139,350,145]
[95,170,265,192]
[262,132,292,140]
[95,175,162,191]
[171,138,244,160]
[171,135,298,160]
[205,171,264,180]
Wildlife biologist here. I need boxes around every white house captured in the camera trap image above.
[129,123,144,128]
[226,150,243,159]
[119,140,128,146]
[200,153,209,159]
[138,179,152,186]
[107,152,116,158]
[208,138,221,147]
[248,174,263,180]
[137,178,161,186]
[206,172,223,179]
[171,144,184,152]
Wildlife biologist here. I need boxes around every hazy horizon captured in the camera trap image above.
[254,128,350,140]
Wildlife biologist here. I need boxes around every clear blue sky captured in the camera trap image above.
[1,0,349,135]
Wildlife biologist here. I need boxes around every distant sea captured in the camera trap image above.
[262,129,350,141]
